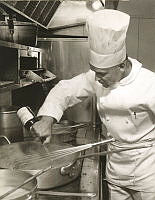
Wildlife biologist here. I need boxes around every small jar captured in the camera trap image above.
[17,106,38,130]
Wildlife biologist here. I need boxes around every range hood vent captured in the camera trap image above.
[1,1,61,29]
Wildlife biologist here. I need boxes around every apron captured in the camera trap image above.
[106,139,155,192]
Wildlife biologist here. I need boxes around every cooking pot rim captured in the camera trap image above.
[0,169,37,192]
[0,141,79,169]
[0,105,19,114]
[0,105,20,113]
[0,142,83,190]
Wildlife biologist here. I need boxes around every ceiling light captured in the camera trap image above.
[92,1,104,10]
[86,0,105,11]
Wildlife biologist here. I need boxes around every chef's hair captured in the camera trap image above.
[119,54,128,69]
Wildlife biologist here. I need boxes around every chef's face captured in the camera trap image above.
[90,62,125,88]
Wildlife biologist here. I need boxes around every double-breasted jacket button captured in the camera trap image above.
[106,117,110,122]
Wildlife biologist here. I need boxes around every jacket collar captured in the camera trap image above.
[119,57,142,86]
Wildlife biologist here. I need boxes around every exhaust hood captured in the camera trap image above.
[0,0,123,30]
[0,1,61,29]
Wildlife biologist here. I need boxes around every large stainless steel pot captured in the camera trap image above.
[0,21,37,46]
[0,106,23,143]
[24,120,89,145]
[0,169,37,200]
[51,120,80,144]
[0,141,83,190]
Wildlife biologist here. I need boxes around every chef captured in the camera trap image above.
[32,9,155,200]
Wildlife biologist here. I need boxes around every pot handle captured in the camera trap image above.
[60,160,82,177]
[0,135,11,144]
[26,191,38,200]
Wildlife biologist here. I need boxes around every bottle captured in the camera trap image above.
[17,106,38,130]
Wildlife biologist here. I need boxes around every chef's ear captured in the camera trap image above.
[119,63,126,71]
[119,54,128,71]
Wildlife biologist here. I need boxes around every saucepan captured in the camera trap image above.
[0,141,83,190]
[0,168,96,200]
[0,105,24,143]
[24,120,91,144]
[0,138,114,190]
[51,120,90,144]
[0,169,37,200]
[0,138,152,200]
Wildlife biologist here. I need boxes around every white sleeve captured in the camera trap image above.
[146,79,155,116]
[37,70,96,121]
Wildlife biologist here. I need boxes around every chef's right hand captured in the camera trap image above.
[31,115,56,143]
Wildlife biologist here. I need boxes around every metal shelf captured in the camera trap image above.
[0,39,42,52]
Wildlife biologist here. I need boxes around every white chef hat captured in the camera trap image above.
[86,9,130,68]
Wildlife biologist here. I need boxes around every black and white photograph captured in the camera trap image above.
[0,0,155,199]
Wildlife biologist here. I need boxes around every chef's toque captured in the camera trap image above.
[86,9,130,68]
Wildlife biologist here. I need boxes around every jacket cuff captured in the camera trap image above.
[37,106,63,122]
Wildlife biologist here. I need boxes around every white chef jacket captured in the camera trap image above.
[38,57,155,192]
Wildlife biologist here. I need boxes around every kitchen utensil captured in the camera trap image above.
[17,105,54,169]
[52,120,90,131]
[0,167,51,200]
[0,169,37,200]
[0,138,114,189]
[51,120,90,144]
[20,69,56,83]
[0,141,82,189]
[0,105,23,143]
[77,143,153,160]
[24,120,91,144]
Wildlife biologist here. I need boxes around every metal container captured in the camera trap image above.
[0,141,83,190]
[24,120,89,145]
[27,158,82,190]
[0,21,37,46]
[0,169,37,200]
[0,106,24,143]
[51,120,78,145]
